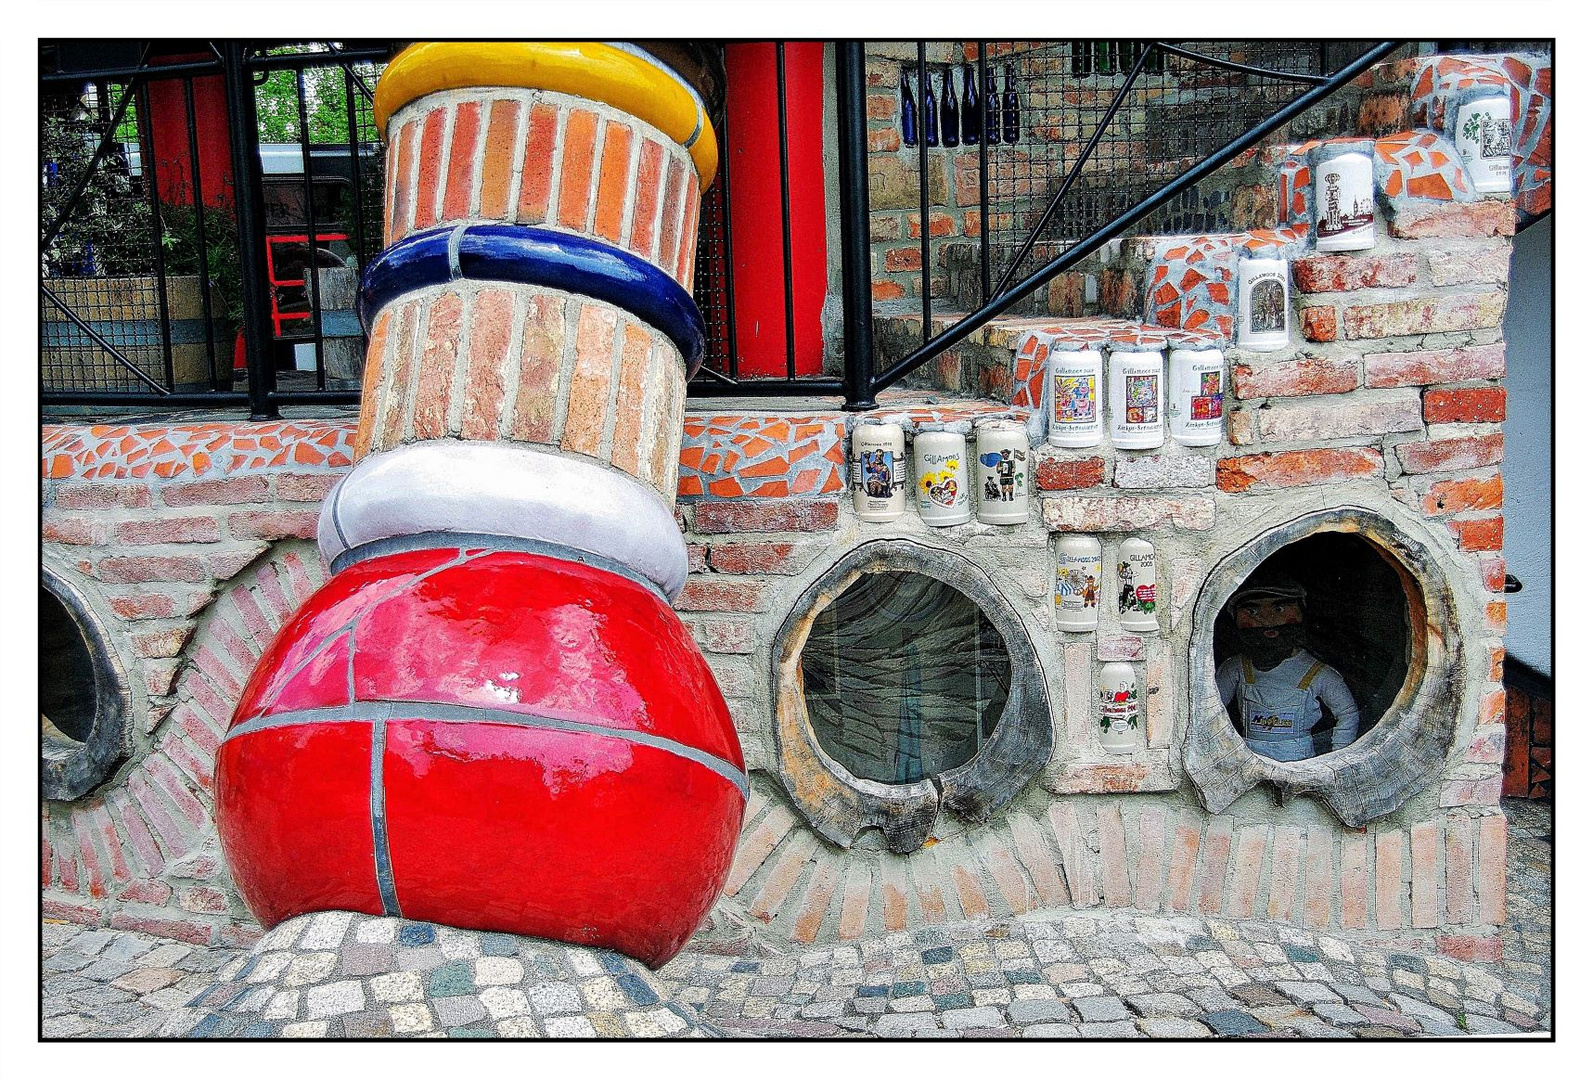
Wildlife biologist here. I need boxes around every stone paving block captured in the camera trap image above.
[546,1015,599,1037]
[1201,1009,1269,1035]
[1462,1015,1523,1034]
[1275,980,1342,1005]
[1074,995,1131,1022]
[1313,1002,1368,1025]
[101,935,157,963]
[1008,998,1077,1024]
[1022,1022,1081,1037]
[432,996,488,1028]
[1387,992,1456,1025]
[874,1013,941,1037]
[1127,992,1200,1017]
[1080,1020,1142,1037]
[1138,1017,1213,1037]
[305,980,364,1019]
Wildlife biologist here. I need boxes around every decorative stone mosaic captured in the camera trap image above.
[1409,53,1552,217]
[677,415,847,500]
[42,422,354,481]
[152,910,715,1038]
[1373,131,1475,203]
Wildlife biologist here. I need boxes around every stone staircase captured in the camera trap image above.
[872,49,1551,400]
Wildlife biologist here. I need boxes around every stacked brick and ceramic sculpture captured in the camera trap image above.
[214,42,745,969]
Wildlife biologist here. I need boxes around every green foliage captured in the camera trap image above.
[254,47,383,145]
[158,201,244,328]
[40,102,153,278]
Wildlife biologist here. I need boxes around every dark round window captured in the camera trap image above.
[1213,533,1411,760]
[801,571,1010,784]
[41,569,132,801]
[42,586,99,745]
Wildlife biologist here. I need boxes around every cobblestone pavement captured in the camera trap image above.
[41,800,1551,1039]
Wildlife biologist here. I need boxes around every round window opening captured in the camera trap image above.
[41,570,133,801]
[801,571,1010,785]
[42,586,99,747]
[1214,533,1413,762]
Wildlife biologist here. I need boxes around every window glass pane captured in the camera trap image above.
[801,571,1009,784]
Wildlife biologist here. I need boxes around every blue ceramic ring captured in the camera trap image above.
[359,223,707,376]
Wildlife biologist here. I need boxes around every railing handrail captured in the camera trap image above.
[866,40,1404,397]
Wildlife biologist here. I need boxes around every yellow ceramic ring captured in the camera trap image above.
[375,41,718,190]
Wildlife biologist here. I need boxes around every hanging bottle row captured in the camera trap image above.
[852,419,1031,527]
[899,62,1020,148]
[1047,343,1225,450]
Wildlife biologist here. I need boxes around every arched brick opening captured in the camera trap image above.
[772,539,1051,853]
[1185,506,1464,826]
[41,566,133,802]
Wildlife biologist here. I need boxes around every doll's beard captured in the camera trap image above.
[1237,625,1301,668]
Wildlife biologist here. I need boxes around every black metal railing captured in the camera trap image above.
[40,41,393,418]
[42,40,1399,419]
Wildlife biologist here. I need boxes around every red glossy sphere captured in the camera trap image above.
[215,547,746,968]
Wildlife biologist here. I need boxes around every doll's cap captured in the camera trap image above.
[1227,579,1307,614]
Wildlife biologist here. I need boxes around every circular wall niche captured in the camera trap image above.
[41,568,133,802]
[772,540,1051,853]
[1185,507,1463,826]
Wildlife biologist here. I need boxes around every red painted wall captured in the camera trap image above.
[723,43,827,378]
[144,49,234,208]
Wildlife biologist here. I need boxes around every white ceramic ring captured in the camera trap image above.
[319,441,689,599]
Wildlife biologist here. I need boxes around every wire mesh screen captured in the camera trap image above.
[981,41,1367,302]
[40,44,389,404]
[40,75,223,394]
[692,163,735,380]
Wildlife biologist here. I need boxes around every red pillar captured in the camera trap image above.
[723,43,827,377]
[144,46,234,208]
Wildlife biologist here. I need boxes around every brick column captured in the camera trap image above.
[215,43,745,969]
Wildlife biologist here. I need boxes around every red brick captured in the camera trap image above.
[1365,343,1507,388]
[1410,821,1438,929]
[688,615,756,655]
[476,98,522,220]
[1035,455,1107,491]
[1267,826,1302,922]
[43,899,102,926]
[1478,814,1507,924]
[128,772,189,857]
[1097,805,1132,907]
[178,886,230,915]
[1421,473,1502,514]
[1427,246,1512,287]
[43,514,105,545]
[147,755,208,828]
[867,125,901,153]
[1255,394,1421,442]
[592,120,635,243]
[1303,826,1334,930]
[206,545,268,581]
[275,473,340,503]
[166,732,215,792]
[109,911,213,945]
[557,109,601,230]
[1300,306,1338,342]
[439,100,482,222]
[1466,723,1506,765]
[1389,199,1516,239]
[96,554,208,584]
[1395,432,1504,474]
[1217,447,1382,492]
[1438,934,1503,962]
[872,280,906,302]
[131,625,196,659]
[1227,825,1267,919]
[73,814,108,898]
[1344,294,1506,339]
[1449,515,1504,551]
[227,510,320,540]
[1231,358,1358,399]
[1479,557,1507,592]
[411,106,448,230]
[117,879,173,905]
[1196,821,1232,917]
[109,793,165,877]
[162,475,271,506]
[114,517,222,545]
[1485,600,1508,634]
[883,246,922,272]
[516,103,559,224]
[1340,832,1369,929]
[907,211,955,239]
[692,499,840,534]
[1424,387,1506,424]
[53,483,151,510]
[708,541,799,575]
[1292,253,1417,293]
[674,578,773,613]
